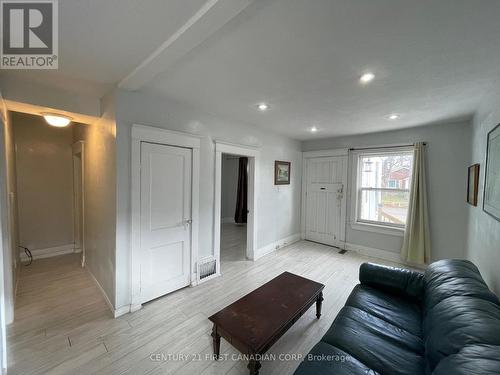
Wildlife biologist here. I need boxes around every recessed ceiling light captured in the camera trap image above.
[360,72,375,84]
[388,114,400,120]
[310,126,318,133]
[42,113,72,127]
[257,103,269,111]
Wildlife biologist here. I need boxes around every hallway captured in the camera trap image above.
[7,254,111,374]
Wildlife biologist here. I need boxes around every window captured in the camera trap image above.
[355,150,414,229]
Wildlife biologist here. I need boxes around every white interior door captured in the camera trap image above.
[305,156,346,247]
[140,142,192,302]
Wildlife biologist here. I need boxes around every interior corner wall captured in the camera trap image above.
[114,90,302,309]
[302,120,472,262]
[73,92,117,308]
[466,86,500,294]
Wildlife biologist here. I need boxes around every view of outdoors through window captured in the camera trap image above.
[358,152,414,227]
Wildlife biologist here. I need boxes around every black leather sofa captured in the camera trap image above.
[294,259,500,374]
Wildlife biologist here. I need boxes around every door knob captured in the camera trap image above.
[184,219,193,225]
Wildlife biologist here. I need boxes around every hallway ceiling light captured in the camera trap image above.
[310,126,318,133]
[257,103,269,111]
[359,72,375,84]
[42,113,72,127]
[387,114,400,120]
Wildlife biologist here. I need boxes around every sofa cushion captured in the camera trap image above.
[424,259,499,313]
[294,341,379,375]
[423,295,500,372]
[432,344,500,375]
[360,263,424,302]
[346,284,423,337]
[321,306,425,375]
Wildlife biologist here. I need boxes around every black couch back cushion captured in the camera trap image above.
[423,259,500,372]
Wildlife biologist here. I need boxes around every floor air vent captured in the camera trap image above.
[197,256,217,283]
[338,249,347,254]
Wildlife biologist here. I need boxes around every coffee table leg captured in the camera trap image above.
[211,325,221,360]
[316,292,324,319]
[248,359,261,375]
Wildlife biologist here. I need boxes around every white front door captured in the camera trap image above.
[140,142,192,303]
[305,156,346,247]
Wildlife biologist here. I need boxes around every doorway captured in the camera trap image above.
[220,154,248,262]
[214,141,258,273]
[302,153,348,248]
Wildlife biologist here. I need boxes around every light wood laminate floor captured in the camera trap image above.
[220,223,247,262]
[8,241,404,375]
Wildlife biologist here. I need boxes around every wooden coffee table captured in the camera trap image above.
[208,272,325,375]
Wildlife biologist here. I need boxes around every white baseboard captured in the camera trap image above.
[345,242,402,263]
[254,233,301,260]
[85,266,128,318]
[114,305,132,318]
[20,244,79,262]
[221,217,235,224]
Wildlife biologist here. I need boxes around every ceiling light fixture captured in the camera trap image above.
[310,126,318,133]
[257,103,269,111]
[388,114,400,120]
[359,72,375,84]
[42,113,72,127]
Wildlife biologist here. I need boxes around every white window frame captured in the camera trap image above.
[350,147,413,237]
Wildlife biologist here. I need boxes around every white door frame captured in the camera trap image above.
[72,141,85,267]
[214,141,258,267]
[130,124,201,306]
[301,149,348,247]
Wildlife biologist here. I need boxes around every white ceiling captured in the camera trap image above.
[3,0,500,140]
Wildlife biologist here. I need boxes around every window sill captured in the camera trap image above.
[350,222,405,237]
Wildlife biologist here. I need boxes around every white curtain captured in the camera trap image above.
[401,142,431,264]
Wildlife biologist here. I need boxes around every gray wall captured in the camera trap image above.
[73,93,117,306]
[303,120,471,261]
[13,112,74,251]
[221,156,239,220]
[466,85,500,294]
[114,89,302,309]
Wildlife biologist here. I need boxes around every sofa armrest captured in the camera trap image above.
[359,263,424,301]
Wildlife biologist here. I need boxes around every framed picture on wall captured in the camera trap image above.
[274,161,291,185]
[467,164,480,206]
[483,123,500,221]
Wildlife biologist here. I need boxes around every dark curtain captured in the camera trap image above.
[234,157,248,224]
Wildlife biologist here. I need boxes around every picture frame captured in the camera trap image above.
[467,164,480,206]
[274,161,291,185]
[483,123,500,221]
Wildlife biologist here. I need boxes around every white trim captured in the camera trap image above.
[345,242,402,263]
[350,149,412,235]
[214,141,259,266]
[72,141,85,267]
[19,244,78,262]
[130,124,201,307]
[350,222,404,237]
[85,266,114,315]
[254,233,301,261]
[345,242,425,270]
[302,148,349,158]
[85,266,131,318]
[114,305,132,318]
